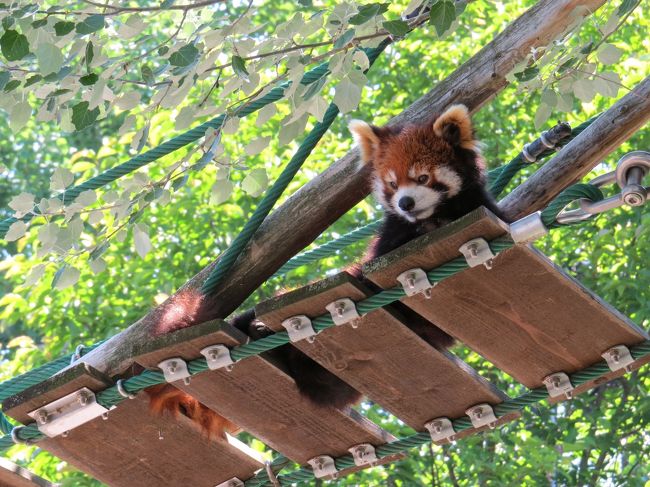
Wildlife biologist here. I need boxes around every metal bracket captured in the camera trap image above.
[510,212,549,244]
[349,443,378,466]
[543,372,574,399]
[424,417,456,444]
[466,403,498,429]
[281,315,317,343]
[601,345,635,373]
[326,298,360,327]
[158,357,192,385]
[459,238,496,269]
[396,268,434,298]
[215,478,244,487]
[28,388,111,438]
[308,455,338,479]
[200,344,235,371]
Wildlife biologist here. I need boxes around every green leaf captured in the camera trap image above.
[382,20,409,37]
[76,14,105,35]
[0,71,10,91]
[4,79,20,92]
[141,64,154,85]
[158,45,169,56]
[32,18,48,29]
[514,66,539,82]
[36,43,64,76]
[334,28,355,49]
[429,0,456,37]
[1,29,30,61]
[52,265,80,290]
[85,41,94,70]
[168,44,199,67]
[79,73,99,85]
[349,3,389,25]
[242,168,269,197]
[24,74,42,87]
[54,21,75,36]
[597,43,623,65]
[232,55,249,79]
[161,0,176,7]
[71,101,100,131]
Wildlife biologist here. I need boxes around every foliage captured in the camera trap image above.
[0,0,648,485]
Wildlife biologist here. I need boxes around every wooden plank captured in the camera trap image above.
[364,207,649,389]
[135,320,402,471]
[0,458,58,487]
[4,364,264,487]
[255,272,515,431]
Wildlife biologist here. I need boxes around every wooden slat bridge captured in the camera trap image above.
[3,208,648,486]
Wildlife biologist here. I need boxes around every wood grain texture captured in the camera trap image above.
[5,363,263,487]
[364,210,648,389]
[255,272,509,430]
[501,76,650,221]
[0,459,58,487]
[134,320,400,468]
[77,0,608,379]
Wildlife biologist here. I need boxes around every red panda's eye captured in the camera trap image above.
[417,174,429,184]
[389,181,398,190]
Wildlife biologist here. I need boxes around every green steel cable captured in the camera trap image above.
[200,41,390,296]
[489,114,601,198]
[271,220,382,278]
[0,61,334,239]
[541,183,605,228]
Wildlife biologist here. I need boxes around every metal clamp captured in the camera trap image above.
[520,122,572,163]
[459,238,496,269]
[349,443,378,466]
[556,151,650,224]
[70,344,84,364]
[308,455,338,479]
[396,268,434,298]
[543,372,574,399]
[215,478,244,487]
[201,344,235,371]
[510,211,549,244]
[601,345,634,373]
[424,417,455,444]
[116,379,136,399]
[281,315,317,343]
[326,298,361,327]
[28,388,111,438]
[466,403,498,429]
[158,358,192,385]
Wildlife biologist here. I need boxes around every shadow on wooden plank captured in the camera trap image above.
[364,207,648,391]
[134,319,403,473]
[256,272,513,431]
[3,363,263,487]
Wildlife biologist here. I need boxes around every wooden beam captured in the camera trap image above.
[0,458,58,487]
[500,76,650,221]
[79,0,608,377]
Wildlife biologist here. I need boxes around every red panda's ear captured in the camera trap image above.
[433,104,477,150]
[349,120,380,164]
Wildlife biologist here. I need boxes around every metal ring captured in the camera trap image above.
[116,379,136,399]
[521,144,536,163]
[70,344,85,364]
[615,151,650,190]
[11,427,36,445]
[265,461,281,487]
[539,131,555,149]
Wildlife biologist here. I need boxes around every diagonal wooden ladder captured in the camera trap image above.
[3,207,648,486]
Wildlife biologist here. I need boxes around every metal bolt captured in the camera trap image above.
[474,408,483,419]
[423,288,432,299]
[611,350,620,363]
[209,350,219,361]
[335,302,345,317]
[432,421,442,434]
[183,377,191,386]
[168,361,178,374]
[102,412,109,420]
[77,391,90,406]
[467,243,479,258]
[406,273,416,289]
[36,410,49,425]
[62,430,69,438]
[290,318,302,330]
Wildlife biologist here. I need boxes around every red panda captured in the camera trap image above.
[147,104,503,438]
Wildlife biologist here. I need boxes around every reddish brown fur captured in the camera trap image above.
[146,384,238,438]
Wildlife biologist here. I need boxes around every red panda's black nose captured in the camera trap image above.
[398,196,415,211]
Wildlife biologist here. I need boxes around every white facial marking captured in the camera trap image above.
[387,169,397,181]
[371,176,389,208]
[391,185,442,222]
[434,166,462,197]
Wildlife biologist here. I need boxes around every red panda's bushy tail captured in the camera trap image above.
[145,384,237,439]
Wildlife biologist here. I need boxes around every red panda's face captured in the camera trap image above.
[350,105,483,223]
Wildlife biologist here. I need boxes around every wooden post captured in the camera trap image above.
[501,76,650,221]
[79,0,608,376]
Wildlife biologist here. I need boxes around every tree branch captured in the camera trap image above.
[80,0,225,14]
